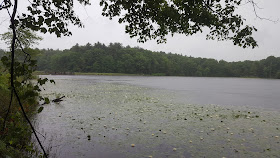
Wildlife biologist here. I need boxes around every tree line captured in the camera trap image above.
[32,42,279,78]
[0,0,262,157]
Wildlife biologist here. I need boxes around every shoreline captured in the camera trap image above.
[33,71,279,80]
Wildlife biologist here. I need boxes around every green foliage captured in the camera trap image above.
[16,0,90,37]
[1,27,42,49]
[0,73,9,90]
[37,107,44,113]
[4,0,257,48]
[100,0,257,48]
[0,65,51,157]
[0,112,36,158]
[0,73,41,157]
[0,27,53,157]
[276,71,280,79]
[36,43,280,79]
[0,0,262,157]
[0,49,5,57]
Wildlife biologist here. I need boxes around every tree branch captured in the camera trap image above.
[0,0,11,10]
[9,0,48,157]
[247,0,279,23]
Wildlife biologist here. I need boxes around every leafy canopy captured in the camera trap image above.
[3,0,257,48]
[1,27,42,50]
[100,0,257,48]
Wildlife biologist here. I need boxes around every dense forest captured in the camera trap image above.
[0,49,4,57]
[0,49,5,70]
[1,43,280,78]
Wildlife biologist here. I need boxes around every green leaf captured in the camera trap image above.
[14,81,21,87]
[37,107,44,113]
[44,97,50,104]
[50,79,55,84]
[40,27,47,34]
[38,78,48,85]
[1,56,8,62]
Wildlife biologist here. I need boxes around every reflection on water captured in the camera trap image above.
[34,75,280,157]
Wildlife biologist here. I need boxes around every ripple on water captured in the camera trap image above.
[34,79,280,158]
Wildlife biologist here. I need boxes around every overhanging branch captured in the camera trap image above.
[7,0,48,157]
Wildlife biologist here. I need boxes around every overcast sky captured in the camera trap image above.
[0,0,279,62]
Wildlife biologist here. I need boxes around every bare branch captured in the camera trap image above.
[247,0,279,23]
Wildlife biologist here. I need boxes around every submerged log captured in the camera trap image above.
[52,96,65,103]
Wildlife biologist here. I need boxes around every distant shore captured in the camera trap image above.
[33,71,276,80]
[33,71,165,76]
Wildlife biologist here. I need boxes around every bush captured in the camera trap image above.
[0,73,41,157]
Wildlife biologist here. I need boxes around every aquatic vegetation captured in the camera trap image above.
[35,77,280,158]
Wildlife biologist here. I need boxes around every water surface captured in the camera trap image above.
[34,75,280,157]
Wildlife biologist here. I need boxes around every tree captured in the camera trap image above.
[1,0,258,47]
[0,0,261,157]
[100,0,258,48]
[0,49,5,58]
[35,42,280,78]
[0,29,51,157]
[1,27,42,50]
[1,28,43,62]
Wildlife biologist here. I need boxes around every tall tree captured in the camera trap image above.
[0,0,262,157]
[1,27,42,49]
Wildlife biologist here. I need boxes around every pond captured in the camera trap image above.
[34,75,280,157]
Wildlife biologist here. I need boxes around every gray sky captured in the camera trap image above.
[0,0,279,62]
